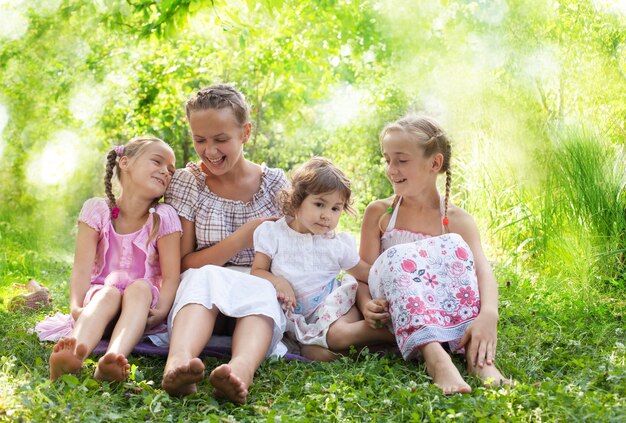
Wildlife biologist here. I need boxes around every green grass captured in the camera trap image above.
[1,220,625,422]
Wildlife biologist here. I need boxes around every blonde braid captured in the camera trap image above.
[443,168,451,232]
[146,198,162,246]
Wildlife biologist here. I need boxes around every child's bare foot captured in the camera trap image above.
[94,352,130,382]
[300,345,342,362]
[471,363,510,387]
[161,357,205,396]
[209,364,249,404]
[50,338,88,381]
[421,343,471,394]
[427,356,472,394]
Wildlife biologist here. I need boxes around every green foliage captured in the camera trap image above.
[2,1,626,419]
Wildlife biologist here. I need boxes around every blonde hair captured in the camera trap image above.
[104,137,170,245]
[185,84,250,125]
[280,157,354,217]
[380,114,452,229]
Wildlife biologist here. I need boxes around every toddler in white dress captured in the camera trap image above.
[252,158,395,360]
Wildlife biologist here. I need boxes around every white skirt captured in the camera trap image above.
[157,265,286,357]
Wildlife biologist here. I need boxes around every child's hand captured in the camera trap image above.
[363,298,390,329]
[273,278,296,312]
[457,310,498,368]
[236,217,280,249]
[71,306,84,321]
[146,307,169,329]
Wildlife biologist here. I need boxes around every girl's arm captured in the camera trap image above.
[357,201,391,328]
[346,260,371,282]
[181,216,275,271]
[454,210,499,368]
[69,222,99,320]
[146,232,181,328]
[251,252,296,311]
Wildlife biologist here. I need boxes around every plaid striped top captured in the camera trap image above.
[164,162,287,266]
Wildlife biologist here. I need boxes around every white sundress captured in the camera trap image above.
[368,197,481,360]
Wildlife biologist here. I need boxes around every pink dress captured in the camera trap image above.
[35,198,182,341]
[368,197,481,360]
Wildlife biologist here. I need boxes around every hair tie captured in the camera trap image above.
[114,145,125,157]
[111,206,120,219]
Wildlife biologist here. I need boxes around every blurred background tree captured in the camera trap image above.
[0,0,624,294]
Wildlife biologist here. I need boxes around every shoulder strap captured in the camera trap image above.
[386,197,402,231]
[439,194,446,235]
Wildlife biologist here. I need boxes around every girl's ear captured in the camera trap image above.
[241,122,252,144]
[431,153,444,173]
[118,156,130,171]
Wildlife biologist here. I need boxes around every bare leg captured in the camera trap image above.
[94,280,152,382]
[421,342,471,394]
[49,287,122,381]
[326,307,396,351]
[162,304,219,396]
[209,314,272,404]
[466,353,510,387]
[300,345,344,362]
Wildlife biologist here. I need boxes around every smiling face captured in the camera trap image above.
[290,190,346,235]
[381,129,441,196]
[120,141,176,199]
[189,107,251,176]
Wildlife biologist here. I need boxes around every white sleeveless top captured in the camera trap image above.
[380,196,446,252]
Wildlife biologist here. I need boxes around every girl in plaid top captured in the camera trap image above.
[161,84,287,404]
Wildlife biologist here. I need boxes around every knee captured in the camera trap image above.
[124,279,153,299]
[326,322,350,351]
[94,286,122,307]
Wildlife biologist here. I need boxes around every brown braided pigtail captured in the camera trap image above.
[104,149,118,217]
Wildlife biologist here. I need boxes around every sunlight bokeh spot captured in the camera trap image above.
[26,131,81,188]
[33,0,62,15]
[594,0,626,14]
[316,85,367,129]
[0,0,29,40]
[70,85,105,127]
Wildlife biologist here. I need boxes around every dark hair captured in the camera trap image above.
[185,84,250,125]
[104,137,170,245]
[380,114,452,227]
[280,157,354,217]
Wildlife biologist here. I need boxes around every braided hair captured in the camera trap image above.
[185,84,250,126]
[104,137,169,245]
[379,115,452,231]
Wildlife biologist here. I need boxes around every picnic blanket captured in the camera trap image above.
[92,336,309,362]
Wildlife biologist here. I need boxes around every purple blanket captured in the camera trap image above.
[93,340,309,362]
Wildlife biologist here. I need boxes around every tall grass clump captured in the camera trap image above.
[544,128,626,290]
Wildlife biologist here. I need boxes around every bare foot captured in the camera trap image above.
[471,363,511,387]
[49,338,88,381]
[300,345,342,362]
[94,352,130,382]
[426,355,472,395]
[161,358,205,396]
[209,364,248,404]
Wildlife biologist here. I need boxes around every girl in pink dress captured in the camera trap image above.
[359,115,509,394]
[36,137,182,382]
